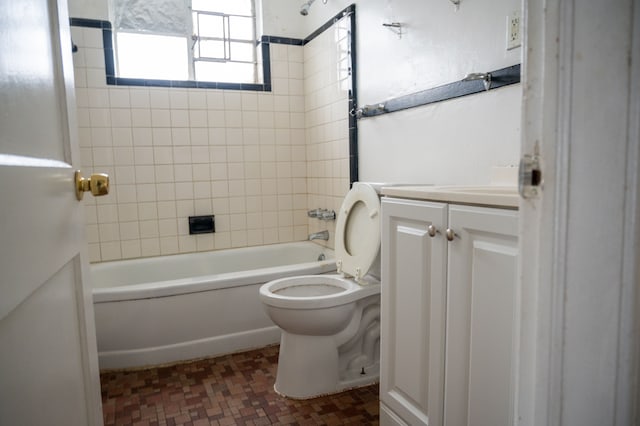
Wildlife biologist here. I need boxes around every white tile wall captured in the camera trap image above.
[304,17,352,246]
[72,22,350,262]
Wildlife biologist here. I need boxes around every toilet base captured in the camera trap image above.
[273,375,379,400]
[273,332,380,399]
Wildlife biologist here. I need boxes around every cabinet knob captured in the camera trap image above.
[427,225,438,237]
[446,228,457,241]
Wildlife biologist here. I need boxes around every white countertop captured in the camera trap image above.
[381,185,520,208]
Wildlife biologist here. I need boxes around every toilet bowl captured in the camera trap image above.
[259,183,382,399]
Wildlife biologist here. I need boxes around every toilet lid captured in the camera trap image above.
[335,183,380,281]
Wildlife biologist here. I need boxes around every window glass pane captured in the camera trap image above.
[195,61,255,83]
[191,0,252,15]
[228,16,254,40]
[116,33,188,80]
[196,40,226,59]
[115,1,257,83]
[194,12,224,38]
[229,42,254,62]
[114,0,190,36]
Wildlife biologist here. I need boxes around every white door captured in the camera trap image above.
[380,197,447,426]
[518,0,639,424]
[0,0,103,424]
[444,205,518,426]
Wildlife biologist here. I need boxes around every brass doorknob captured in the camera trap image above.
[75,170,109,200]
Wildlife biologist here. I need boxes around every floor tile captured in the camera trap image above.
[100,346,380,425]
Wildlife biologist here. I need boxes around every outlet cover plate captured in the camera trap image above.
[507,11,522,50]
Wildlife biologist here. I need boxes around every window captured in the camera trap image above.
[112,0,257,83]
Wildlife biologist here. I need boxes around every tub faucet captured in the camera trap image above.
[309,230,329,241]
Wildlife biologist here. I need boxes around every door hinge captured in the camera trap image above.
[518,153,542,198]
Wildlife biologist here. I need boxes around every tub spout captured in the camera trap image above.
[309,230,329,241]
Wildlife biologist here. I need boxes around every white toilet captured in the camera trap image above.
[259,183,382,399]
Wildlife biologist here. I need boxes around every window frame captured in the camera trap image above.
[112,0,258,84]
[190,6,258,83]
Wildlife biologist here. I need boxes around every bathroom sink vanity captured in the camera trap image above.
[379,186,519,426]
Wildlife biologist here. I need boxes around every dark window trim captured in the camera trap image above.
[69,4,358,91]
[70,18,272,91]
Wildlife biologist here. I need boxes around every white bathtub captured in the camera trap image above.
[91,242,335,369]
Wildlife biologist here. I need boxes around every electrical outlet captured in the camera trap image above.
[506,11,521,50]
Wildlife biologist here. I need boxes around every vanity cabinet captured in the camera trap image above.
[379,197,518,426]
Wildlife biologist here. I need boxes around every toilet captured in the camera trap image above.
[259,183,382,399]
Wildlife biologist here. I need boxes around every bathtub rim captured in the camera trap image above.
[93,259,336,303]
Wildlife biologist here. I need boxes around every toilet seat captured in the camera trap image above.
[334,183,381,282]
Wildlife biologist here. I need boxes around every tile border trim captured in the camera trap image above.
[359,64,521,118]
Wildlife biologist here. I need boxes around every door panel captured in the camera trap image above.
[467,241,517,425]
[0,0,71,161]
[0,163,81,318]
[444,205,518,426]
[381,198,447,426]
[0,258,89,425]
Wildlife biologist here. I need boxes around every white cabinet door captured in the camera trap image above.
[444,205,518,426]
[380,198,448,426]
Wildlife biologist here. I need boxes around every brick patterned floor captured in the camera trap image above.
[100,345,380,425]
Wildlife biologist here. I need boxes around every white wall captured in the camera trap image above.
[263,0,522,184]
[289,0,521,100]
[68,0,108,20]
[260,0,308,39]
[359,84,521,184]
